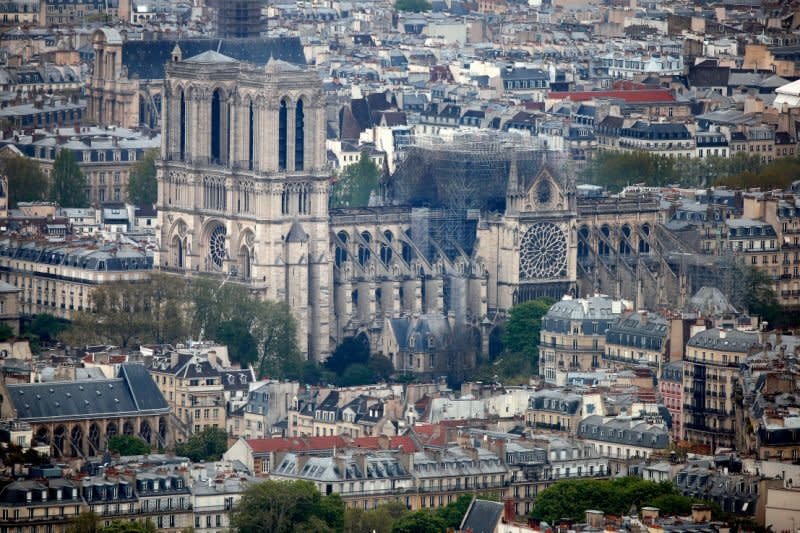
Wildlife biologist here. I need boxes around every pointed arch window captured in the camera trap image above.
[248,101,255,170]
[295,100,305,171]
[211,89,223,162]
[278,99,288,171]
[179,89,186,160]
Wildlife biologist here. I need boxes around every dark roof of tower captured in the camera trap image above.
[121,37,305,80]
[286,221,309,243]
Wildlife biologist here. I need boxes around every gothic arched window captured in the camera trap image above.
[248,101,255,170]
[211,89,222,162]
[278,98,288,170]
[179,89,186,160]
[295,100,305,171]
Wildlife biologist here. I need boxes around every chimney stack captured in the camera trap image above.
[503,498,515,524]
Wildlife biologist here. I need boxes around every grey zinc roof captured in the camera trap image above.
[687,328,758,353]
[460,499,504,533]
[545,296,619,321]
[184,50,239,64]
[8,364,168,422]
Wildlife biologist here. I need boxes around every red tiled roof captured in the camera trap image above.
[411,423,448,446]
[246,436,348,454]
[547,89,675,103]
[352,435,419,452]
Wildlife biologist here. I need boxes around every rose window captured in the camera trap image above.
[519,222,567,280]
[209,225,226,269]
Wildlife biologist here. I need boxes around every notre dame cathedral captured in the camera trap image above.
[156,50,663,369]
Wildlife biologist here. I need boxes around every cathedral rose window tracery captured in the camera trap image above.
[520,222,567,280]
[209,225,227,269]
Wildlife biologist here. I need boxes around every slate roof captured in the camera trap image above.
[687,328,758,353]
[688,65,730,88]
[8,364,168,422]
[460,499,504,533]
[121,37,305,80]
[286,221,309,243]
[548,89,675,103]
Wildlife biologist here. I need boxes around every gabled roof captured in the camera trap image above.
[8,363,168,422]
[184,50,238,64]
[460,499,504,533]
[245,436,348,454]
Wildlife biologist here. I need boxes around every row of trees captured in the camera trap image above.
[0,148,157,209]
[231,479,474,533]
[62,274,302,380]
[581,151,766,192]
[106,427,228,461]
[67,514,192,533]
[530,477,716,522]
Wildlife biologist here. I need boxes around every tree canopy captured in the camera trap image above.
[715,155,800,190]
[530,477,717,523]
[127,149,158,205]
[0,155,48,208]
[394,0,431,12]
[581,151,765,192]
[503,298,554,359]
[49,149,88,207]
[390,510,447,533]
[231,480,344,533]
[61,275,300,378]
[175,426,228,462]
[332,151,380,207]
[107,435,150,456]
[98,520,157,533]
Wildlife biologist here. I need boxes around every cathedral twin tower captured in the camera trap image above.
[156,50,331,359]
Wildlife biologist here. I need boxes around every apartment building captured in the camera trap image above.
[682,328,759,450]
[538,295,629,384]
[603,311,670,371]
[0,237,152,320]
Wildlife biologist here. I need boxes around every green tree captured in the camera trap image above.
[187,278,299,376]
[67,511,100,533]
[390,510,446,533]
[0,323,14,341]
[50,149,87,207]
[530,478,704,523]
[332,151,380,207]
[62,274,188,348]
[216,318,259,365]
[368,354,394,382]
[436,494,473,530]
[337,363,374,386]
[107,435,150,456]
[325,335,371,375]
[581,151,676,192]
[0,155,48,207]
[99,520,156,533]
[502,298,554,362]
[345,501,408,533]
[251,300,301,379]
[739,265,781,325]
[27,314,68,344]
[394,0,431,11]
[127,149,158,205]
[231,480,345,533]
[175,426,228,462]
